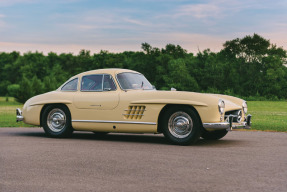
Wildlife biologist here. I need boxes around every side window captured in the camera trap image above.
[103,75,116,91]
[61,78,78,91]
[81,74,117,92]
[81,74,103,91]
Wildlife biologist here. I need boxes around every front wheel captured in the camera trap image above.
[42,105,73,138]
[162,106,201,145]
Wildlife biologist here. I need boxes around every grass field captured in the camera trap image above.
[0,97,33,127]
[0,97,286,132]
[248,101,287,132]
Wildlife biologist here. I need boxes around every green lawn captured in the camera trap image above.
[0,97,286,132]
[0,97,33,127]
[248,101,287,132]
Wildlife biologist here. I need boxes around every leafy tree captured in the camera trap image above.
[0,34,286,102]
[0,51,21,95]
[7,84,20,97]
[163,59,199,91]
[16,76,44,103]
[221,33,287,98]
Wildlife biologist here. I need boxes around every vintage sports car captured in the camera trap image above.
[16,68,251,145]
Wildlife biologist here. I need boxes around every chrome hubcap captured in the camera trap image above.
[168,111,193,138]
[47,108,66,132]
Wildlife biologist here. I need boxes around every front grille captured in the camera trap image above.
[225,110,242,123]
[123,106,146,120]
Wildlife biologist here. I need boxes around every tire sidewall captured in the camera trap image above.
[162,106,201,145]
[42,105,73,137]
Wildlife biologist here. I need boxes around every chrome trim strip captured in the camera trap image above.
[122,114,144,116]
[72,120,156,125]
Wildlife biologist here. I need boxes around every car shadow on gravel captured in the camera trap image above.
[6,129,246,146]
[7,130,169,145]
[74,132,170,145]
[194,138,246,147]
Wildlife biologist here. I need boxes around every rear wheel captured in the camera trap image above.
[162,106,201,145]
[201,129,228,140]
[42,105,73,138]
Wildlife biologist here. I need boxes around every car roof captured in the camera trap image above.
[70,68,140,79]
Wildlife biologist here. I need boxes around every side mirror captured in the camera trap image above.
[104,88,112,91]
[171,88,177,91]
[152,85,156,90]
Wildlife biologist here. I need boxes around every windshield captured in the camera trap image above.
[117,72,153,90]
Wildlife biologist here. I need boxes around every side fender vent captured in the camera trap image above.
[123,106,146,120]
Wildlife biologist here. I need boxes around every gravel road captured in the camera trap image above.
[0,128,286,192]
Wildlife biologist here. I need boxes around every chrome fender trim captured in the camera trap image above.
[72,120,156,125]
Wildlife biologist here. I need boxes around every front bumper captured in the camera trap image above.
[16,108,24,122]
[203,114,252,131]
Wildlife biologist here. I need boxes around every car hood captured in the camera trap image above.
[125,90,243,112]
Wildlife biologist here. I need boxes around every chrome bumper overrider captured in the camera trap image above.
[16,108,23,122]
[203,114,252,131]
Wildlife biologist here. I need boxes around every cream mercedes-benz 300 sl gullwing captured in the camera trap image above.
[16,68,251,145]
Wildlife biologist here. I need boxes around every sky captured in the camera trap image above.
[0,0,287,54]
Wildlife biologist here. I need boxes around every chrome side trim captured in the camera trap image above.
[122,114,144,116]
[72,120,156,125]
[16,108,23,122]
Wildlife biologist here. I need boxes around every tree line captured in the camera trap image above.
[0,34,286,103]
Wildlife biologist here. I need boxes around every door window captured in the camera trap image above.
[81,74,116,91]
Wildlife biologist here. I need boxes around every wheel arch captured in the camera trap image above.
[157,104,203,133]
[40,103,71,127]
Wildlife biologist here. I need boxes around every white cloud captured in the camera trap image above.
[53,8,154,35]
[176,3,222,19]
[1,0,287,55]
[172,0,274,20]
[124,18,148,26]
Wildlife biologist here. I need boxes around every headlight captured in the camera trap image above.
[242,101,248,115]
[218,99,225,115]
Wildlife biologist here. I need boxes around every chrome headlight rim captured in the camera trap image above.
[218,99,225,115]
[242,101,248,115]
